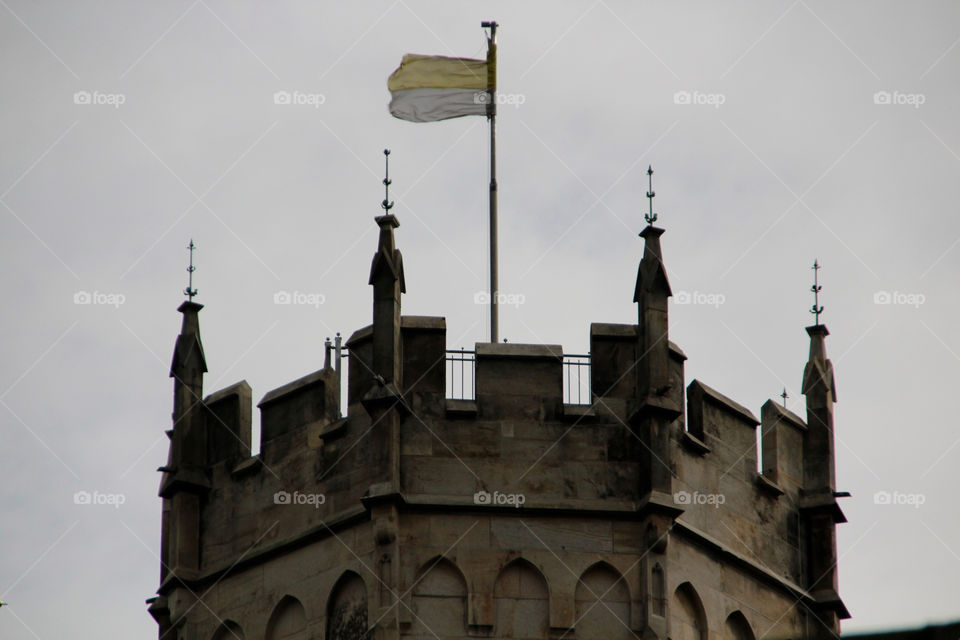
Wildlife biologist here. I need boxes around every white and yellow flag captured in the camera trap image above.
[388,54,494,122]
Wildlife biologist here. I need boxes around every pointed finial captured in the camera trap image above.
[184,239,198,301]
[809,259,823,325]
[780,387,789,407]
[381,149,394,214]
[644,165,658,226]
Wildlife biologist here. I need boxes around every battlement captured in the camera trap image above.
[177,317,828,586]
[155,214,847,639]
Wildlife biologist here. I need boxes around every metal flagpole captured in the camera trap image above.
[482,20,498,343]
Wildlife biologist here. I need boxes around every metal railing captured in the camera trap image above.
[444,348,593,405]
[327,340,593,408]
[563,353,592,405]
[446,348,476,400]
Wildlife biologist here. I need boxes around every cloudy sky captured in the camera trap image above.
[2,1,959,637]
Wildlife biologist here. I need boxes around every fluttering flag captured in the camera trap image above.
[386,22,502,342]
[388,54,494,122]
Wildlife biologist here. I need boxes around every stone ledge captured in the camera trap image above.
[590,322,635,339]
[400,315,445,330]
[798,490,848,523]
[763,400,807,432]
[668,340,687,361]
[689,379,760,426]
[403,493,640,514]
[308,417,348,449]
[681,430,711,455]
[561,403,595,420]
[203,379,251,405]
[475,342,563,360]
[589,323,686,360]
[346,324,372,346]
[445,399,477,417]
[756,474,784,497]
[258,368,329,407]
[231,455,263,478]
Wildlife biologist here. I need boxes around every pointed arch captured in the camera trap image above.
[210,620,245,640]
[494,558,549,640]
[724,611,755,640]
[265,595,306,640]
[671,582,707,640]
[410,557,468,638]
[326,571,368,640]
[575,561,631,640]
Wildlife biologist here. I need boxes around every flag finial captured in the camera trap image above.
[381,149,394,214]
[184,239,197,301]
[645,165,658,226]
[481,20,498,44]
[809,259,823,325]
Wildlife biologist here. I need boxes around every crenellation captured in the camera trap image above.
[258,367,339,455]
[686,380,760,443]
[154,203,847,639]
[203,380,252,467]
[399,315,446,395]
[474,343,563,418]
[760,399,807,490]
[590,322,637,399]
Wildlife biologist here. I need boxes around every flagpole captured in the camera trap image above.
[483,20,499,343]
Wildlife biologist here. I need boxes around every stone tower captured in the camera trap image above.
[148,212,848,639]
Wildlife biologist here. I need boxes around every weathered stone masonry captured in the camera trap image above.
[149,212,848,640]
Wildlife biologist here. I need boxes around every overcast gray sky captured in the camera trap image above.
[2,1,958,637]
